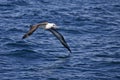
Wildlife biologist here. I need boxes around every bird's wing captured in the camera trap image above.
[48,28,71,53]
[22,22,48,39]
[22,25,38,39]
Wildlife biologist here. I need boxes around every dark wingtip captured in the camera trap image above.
[66,46,72,53]
[22,35,27,39]
[22,37,25,39]
[22,36,25,39]
[69,49,72,53]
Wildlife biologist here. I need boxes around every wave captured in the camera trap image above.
[1,49,40,59]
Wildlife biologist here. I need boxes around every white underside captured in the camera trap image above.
[45,23,57,29]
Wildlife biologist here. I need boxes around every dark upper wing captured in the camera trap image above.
[48,28,71,53]
[22,25,38,39]
[22,22,48,39]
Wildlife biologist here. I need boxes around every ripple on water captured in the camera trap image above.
[4,49,39,59]
[6,28,24,33]
[10,0,29,6]
[4,41,31,48]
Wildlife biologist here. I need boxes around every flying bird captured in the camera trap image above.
[22,22,71,53]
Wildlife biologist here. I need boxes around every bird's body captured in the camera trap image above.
[45,23,57,29]
[22,22,71,53]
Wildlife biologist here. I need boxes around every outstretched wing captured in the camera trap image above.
[22,25,38,39]
[22,22,48,39]
[48,28,71,53]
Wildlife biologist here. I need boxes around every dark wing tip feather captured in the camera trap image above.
[22,34,28,39]
[68,48,72,53]
[22,34,29,39]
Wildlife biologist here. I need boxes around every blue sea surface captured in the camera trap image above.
[0,0,120,80]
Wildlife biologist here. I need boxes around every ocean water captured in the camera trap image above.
[0,0,120,80]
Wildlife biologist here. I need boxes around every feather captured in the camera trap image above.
[48,28,71,53]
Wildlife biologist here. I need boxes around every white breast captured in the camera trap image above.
[45,23,56,29]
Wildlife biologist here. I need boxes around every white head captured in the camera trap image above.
[45,23,57,29]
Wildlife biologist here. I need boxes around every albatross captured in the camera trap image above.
[22,22,71,53]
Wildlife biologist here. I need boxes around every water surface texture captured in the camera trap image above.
[0,0,120,80]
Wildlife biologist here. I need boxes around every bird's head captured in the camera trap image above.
[51,23,57,29]
[45,23,57,29]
